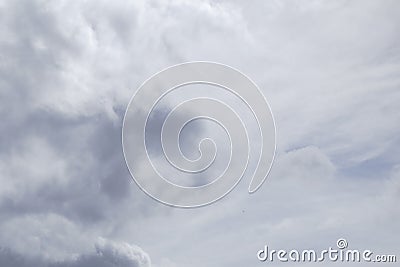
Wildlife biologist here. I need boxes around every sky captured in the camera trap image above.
[0,0,399,266]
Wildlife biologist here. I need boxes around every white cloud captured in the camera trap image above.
[94,238,151,267]
[0,237,151,267]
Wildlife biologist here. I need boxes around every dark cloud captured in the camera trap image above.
[0,107,133,224]
[0,247,42,267]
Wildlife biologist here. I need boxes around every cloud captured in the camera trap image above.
[0,0,399,266]
[272,146,336,181]
[0,247,43,267]
[0,238,150,267]
[92,238,150,267]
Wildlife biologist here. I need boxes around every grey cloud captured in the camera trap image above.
[0,0,152,225]
[0,247,43,267]
[0,110,131,224]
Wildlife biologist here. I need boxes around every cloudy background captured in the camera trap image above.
[0,0,399,266]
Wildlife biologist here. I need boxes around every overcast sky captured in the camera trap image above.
[0,0,399,266]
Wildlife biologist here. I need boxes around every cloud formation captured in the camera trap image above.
[0,238,150,267]
[0,0,399,266]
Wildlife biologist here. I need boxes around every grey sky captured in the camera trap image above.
[0,0,399,266]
